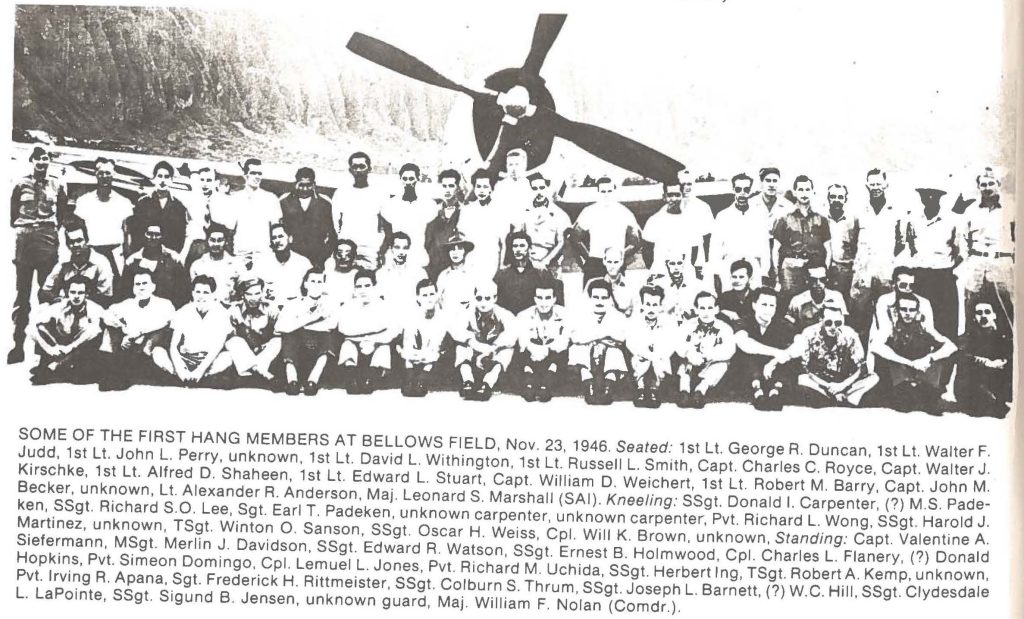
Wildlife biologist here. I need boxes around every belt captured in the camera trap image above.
[969,249,1014,259]
[15,221,57,229]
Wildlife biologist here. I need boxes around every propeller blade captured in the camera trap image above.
[548,111,684,184]
[347,32,488,99]
[522,14,567,76]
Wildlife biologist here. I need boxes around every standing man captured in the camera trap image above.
[711,173,771,288]
[495,231,561,315]
[280,167,335,267]
[752,166,790,223]
[128,161,188,257]
[182,166,233,266]
[516,173,571,272]
[850,168,907,330]
[961,167,1014,326]
[30,275,103,383]
[771,175,831,299]
[381,163,434,269]
[40,223,115,308]
[189,223,241,307]
[332,152,387,269]
[823,183,859,303]
[10,147,68,363]
[451,281,518,401]
[72,157,133,275]
[900,188,961,341]
[151,275,233,385]
[571,177,642,285]
[642,173,715,279]
[461,169,518,278]
[516,281,569,402]
[424,169,464,277]
[230,158,283,264]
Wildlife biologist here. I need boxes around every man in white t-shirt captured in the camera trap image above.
[460,169,517,278]
[229,158,283,262]
[188,223,241,307]
[571,176,641,285]
[643,173,715,281]
[250,222,313,308]
[381,162,434,269]
[332,151,387,270]
[73,157,133,274]
[152,275,233,385]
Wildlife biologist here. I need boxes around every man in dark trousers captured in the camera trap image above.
[495,231,561,314]
[128,160,189,256]
[280,167,335,267]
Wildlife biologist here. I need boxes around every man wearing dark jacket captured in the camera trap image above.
[280,167,335,267]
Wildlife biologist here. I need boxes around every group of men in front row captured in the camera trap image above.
[12,146,1013,414]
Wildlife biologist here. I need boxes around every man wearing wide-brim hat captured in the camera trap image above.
[436,231,477,313]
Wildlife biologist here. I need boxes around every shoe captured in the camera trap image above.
[7,346,25,365]
[648,389,661,409]
[536,384,552,403]
[677,391,692,408]
[691,391,706,409]
[583,380,598,405]
[522,378,537,402]
[597,380,614,405]
[753,392,767,410]
[285,380,302,396]
[477,383,493,401]
[460,381,476,400]
[632,390,647,408]
[362,374,376,395]
[304,381,320,396]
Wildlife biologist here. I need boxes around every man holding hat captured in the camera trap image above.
[436,231,477,313]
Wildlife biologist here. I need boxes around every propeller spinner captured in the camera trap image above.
[347,15,684,183]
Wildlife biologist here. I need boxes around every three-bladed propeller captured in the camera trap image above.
[346,15,685,183]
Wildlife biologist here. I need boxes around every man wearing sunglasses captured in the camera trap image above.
[869,293,956,412]
[767,303,878,406]
[710,173,771,289]
[786,263,848,332]
[451,281,517,401]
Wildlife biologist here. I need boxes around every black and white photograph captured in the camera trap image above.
[2,1,1019,617]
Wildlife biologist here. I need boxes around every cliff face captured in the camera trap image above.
[13,5,454,168]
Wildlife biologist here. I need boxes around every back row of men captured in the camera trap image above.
[11,147,1014,412]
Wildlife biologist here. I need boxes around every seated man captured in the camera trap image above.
[495,231,562,315]
[767,304,878,406]
[121,220,189,307]
[626,284,675,408]
[677,291,736,408]
[718,259,755,326]
[41,223,114,307]
[436,232,477,314]
[151,275,233,386]
[336,270,398,394]
[787,263,848,332]
[568,278,629,405]
[31,275,103,383]
[376,232,429,311]
[275,268,337,395]
[399,279,449,397]
[451,281,517,401]
[225,277,281,382]
[870,293,956,412]
[189,223,241,307]
[100,268,175,390]
[251,222,313,308]
[733,287,796,410]
[516,281,569,403]
[955,299,1012,416]
[325,238,359,302]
